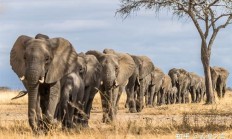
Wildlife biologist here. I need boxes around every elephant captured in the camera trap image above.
[147,67,165,107]
[58,68,85,129]
[196,77,205,102]
[131,55,154,112]
[103,50,138,113]
[86,49,136,123]
[158,74,172,105]
[210,66,229,98]
[123,54,154,112]
[10,34,79,133]
[168,86,177,104]
[168,68,191,104]
[188,72,202,103]
[76,53,102,127]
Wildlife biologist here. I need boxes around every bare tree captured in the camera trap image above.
[117,0,232,104]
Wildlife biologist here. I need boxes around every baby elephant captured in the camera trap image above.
[56,61,85,129]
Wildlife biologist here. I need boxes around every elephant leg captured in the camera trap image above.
[83,88,97,127]
[167,92,171,105]
[46,81,60,126]
[177,89,181,104]
[152,91,157,106]
[81,87,94,127]
[148,86,155,107]
[108,88,118,122]
[100,89,110,123]
[192,90,196,103]
[222,85,226,98]
[60,86,71,128]
[181,92,185,104]
[116,86,123,112]
[125,84,137,113]
[219,84,223,99]
[136,80,145,112]
[36,94,44,132]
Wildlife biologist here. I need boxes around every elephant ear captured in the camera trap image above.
[117,54,136,84]
[138,56,154,79]
[45,38,78,83]
[10,35,32,78]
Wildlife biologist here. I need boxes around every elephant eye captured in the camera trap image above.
[45,56,50,62]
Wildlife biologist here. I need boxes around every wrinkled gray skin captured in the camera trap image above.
[76,53,102,127]
[10,34,78,133]
[158,74,172,105]
[147,67,165,107]
[168,68,191,104]
[86,49,135,123]
[210,66,229,98]
[188,72,202,103]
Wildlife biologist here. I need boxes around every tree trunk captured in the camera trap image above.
[201,42,215,104]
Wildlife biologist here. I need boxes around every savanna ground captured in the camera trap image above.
[0,90,232,139]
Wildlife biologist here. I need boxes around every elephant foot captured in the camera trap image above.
[129,108,137,113]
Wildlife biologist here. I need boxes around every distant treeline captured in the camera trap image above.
[0,86,11,91]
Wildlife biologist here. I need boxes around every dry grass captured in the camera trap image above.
[0,90,232,138]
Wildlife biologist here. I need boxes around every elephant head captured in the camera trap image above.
[10,34,78,131]
[168,68,179,87]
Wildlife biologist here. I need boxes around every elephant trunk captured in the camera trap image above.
[26,69,41,131]
[103,68,117,90]
[28,84,39,131]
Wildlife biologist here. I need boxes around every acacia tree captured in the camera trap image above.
[117,0,232,104]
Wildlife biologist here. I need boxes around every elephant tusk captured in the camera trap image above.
[100,81,103,85]
[19,76,25,81]
[39,77,45,84]
[114,80,119,87]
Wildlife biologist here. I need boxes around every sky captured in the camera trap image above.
[0,0,231,90]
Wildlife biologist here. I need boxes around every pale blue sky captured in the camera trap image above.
[0,0,231,90]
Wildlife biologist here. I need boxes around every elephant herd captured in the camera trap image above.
[10,34,229,134]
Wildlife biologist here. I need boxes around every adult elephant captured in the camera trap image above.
[10,34,78,133]
[188,72,202,103]
[168,68,191,104]
[86,50,136,123]
[103,49,138,113]
[210,66,229,98]
[127,55,154,112]
[158,74,172,105]
[76,53,102,127]
[147,67,165,107]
